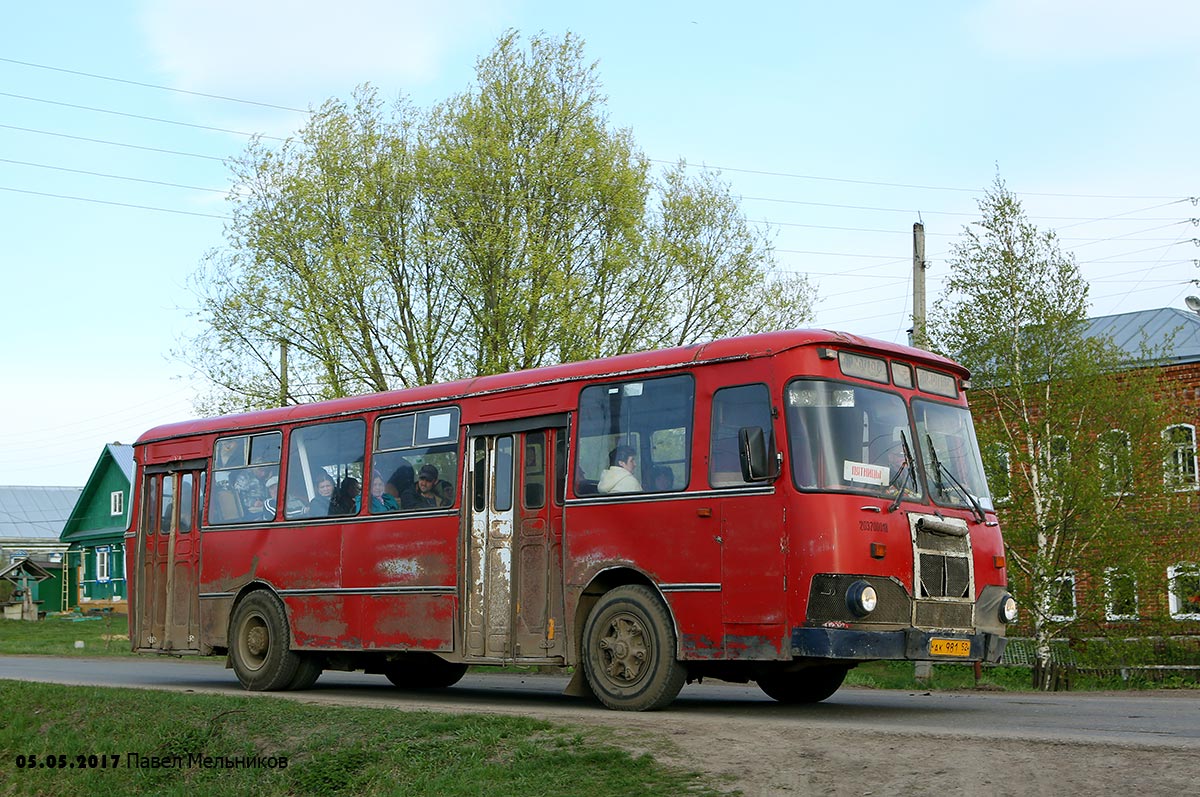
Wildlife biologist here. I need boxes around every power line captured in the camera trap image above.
[0,186,229,219]
[0,158,228,194]
[0,56,309,114]
[0,123,229,161]
[0,91,287,141]
[660,159,1187,201]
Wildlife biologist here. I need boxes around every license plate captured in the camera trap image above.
[929,638,971,657]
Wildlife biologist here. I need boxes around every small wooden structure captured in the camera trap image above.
[1,558,53,621]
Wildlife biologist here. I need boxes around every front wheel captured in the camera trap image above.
[581,585,686,711]
[229,591,303,691]
[757,664,849,704]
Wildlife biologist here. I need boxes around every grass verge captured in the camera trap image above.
[0,681,725,797]
[844,660,1199,691]
[0,615,133,657]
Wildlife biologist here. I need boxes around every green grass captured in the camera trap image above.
[0,614,133,657]
[0,681,726,797]
[844,660,1199,691]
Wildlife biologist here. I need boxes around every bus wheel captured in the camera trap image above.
[757,665,849,704]
[383,653,468,689]
[582,585,686,711]
[286,655,323,691]
[229,591,302,691]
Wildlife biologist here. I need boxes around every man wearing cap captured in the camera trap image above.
[401,464,449,509]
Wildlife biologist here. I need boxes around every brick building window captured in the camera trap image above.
[1103,567,1138,621]
[983,443,1010,503]
[1168,564,1200,620]
[1098,429,1133,496]
[1163,424,1198,491]
[1046,572,1077,622]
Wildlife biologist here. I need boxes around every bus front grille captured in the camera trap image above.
[914,600,973,629]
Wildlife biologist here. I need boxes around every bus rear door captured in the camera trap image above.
[134,465,203,653]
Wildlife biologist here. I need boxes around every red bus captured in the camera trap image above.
[129,329,1016,710]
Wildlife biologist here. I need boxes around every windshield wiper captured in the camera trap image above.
[925,434,985,522]
[888,431,915,513]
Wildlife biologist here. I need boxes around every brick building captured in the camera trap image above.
[987,306,1200,653]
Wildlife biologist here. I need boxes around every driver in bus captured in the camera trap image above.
[598,446,642,494]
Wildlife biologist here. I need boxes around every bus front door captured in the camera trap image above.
[135,468,202,653]
[465,434,516,659]
[464,428,566,662]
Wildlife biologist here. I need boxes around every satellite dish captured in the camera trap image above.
[1186,296,1200,314]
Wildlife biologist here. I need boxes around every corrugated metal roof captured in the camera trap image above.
[1084,307,1200,365]
[106,443,134,481]
[0,486,83,541]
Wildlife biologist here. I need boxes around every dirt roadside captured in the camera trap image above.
[265,683,1199,797]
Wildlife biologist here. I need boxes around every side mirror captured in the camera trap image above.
[738,427,780,482]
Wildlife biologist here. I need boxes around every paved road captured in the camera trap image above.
[2,654,1198,749]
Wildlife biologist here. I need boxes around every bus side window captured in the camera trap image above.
[575,375,694,497]
[285,420,366,519]
[375,408,460,513]
[209,432,282,524]
[710,384,773,488]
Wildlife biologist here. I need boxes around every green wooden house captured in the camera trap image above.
[59,444,134,612]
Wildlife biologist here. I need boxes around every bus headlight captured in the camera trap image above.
[999,594,1018,624]
[846,580,878,618]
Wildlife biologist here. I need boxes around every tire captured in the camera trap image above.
[757,664,849,704]
[229,591,302,691]
[285,655,323,691]
[581,585,686,711]
[383,653,468,689]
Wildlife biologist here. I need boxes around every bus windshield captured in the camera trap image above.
[912,399,994,513]
[785,379,922,500]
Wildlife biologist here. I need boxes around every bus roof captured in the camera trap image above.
[137,329,964,446]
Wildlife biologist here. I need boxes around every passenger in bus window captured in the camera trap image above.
[598,446,642,494]
[367,473,399,513]
[647,465,673,492]
[308,472,336,517]
[401,465,448,509]
[331,477,360,515]
[233,464,275,520]
[385,462,415,500]
[215,438,244,469]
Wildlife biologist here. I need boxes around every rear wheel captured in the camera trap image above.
[582,585,686,711]
[757,664,849,704]
[286,655,323,690]
[383,653,468,689]
[229,591,302,691]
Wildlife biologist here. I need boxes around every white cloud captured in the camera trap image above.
[139,0,506,97]
[966,0,1200,62]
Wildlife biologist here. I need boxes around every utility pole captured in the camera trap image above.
[911,222,927,350]
[279,339,289,408]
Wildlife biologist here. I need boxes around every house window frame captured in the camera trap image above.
[110,490,124,516]
[96,546,111,583]
[983,442,1011,504]
[1163,423,1199,492]
[1046,571,1077,622]
[1167,563,1200,620]
[1103,567,1139,621]
[1098,428,1133,497]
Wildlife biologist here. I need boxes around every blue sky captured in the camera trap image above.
[2,0,1198,486]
